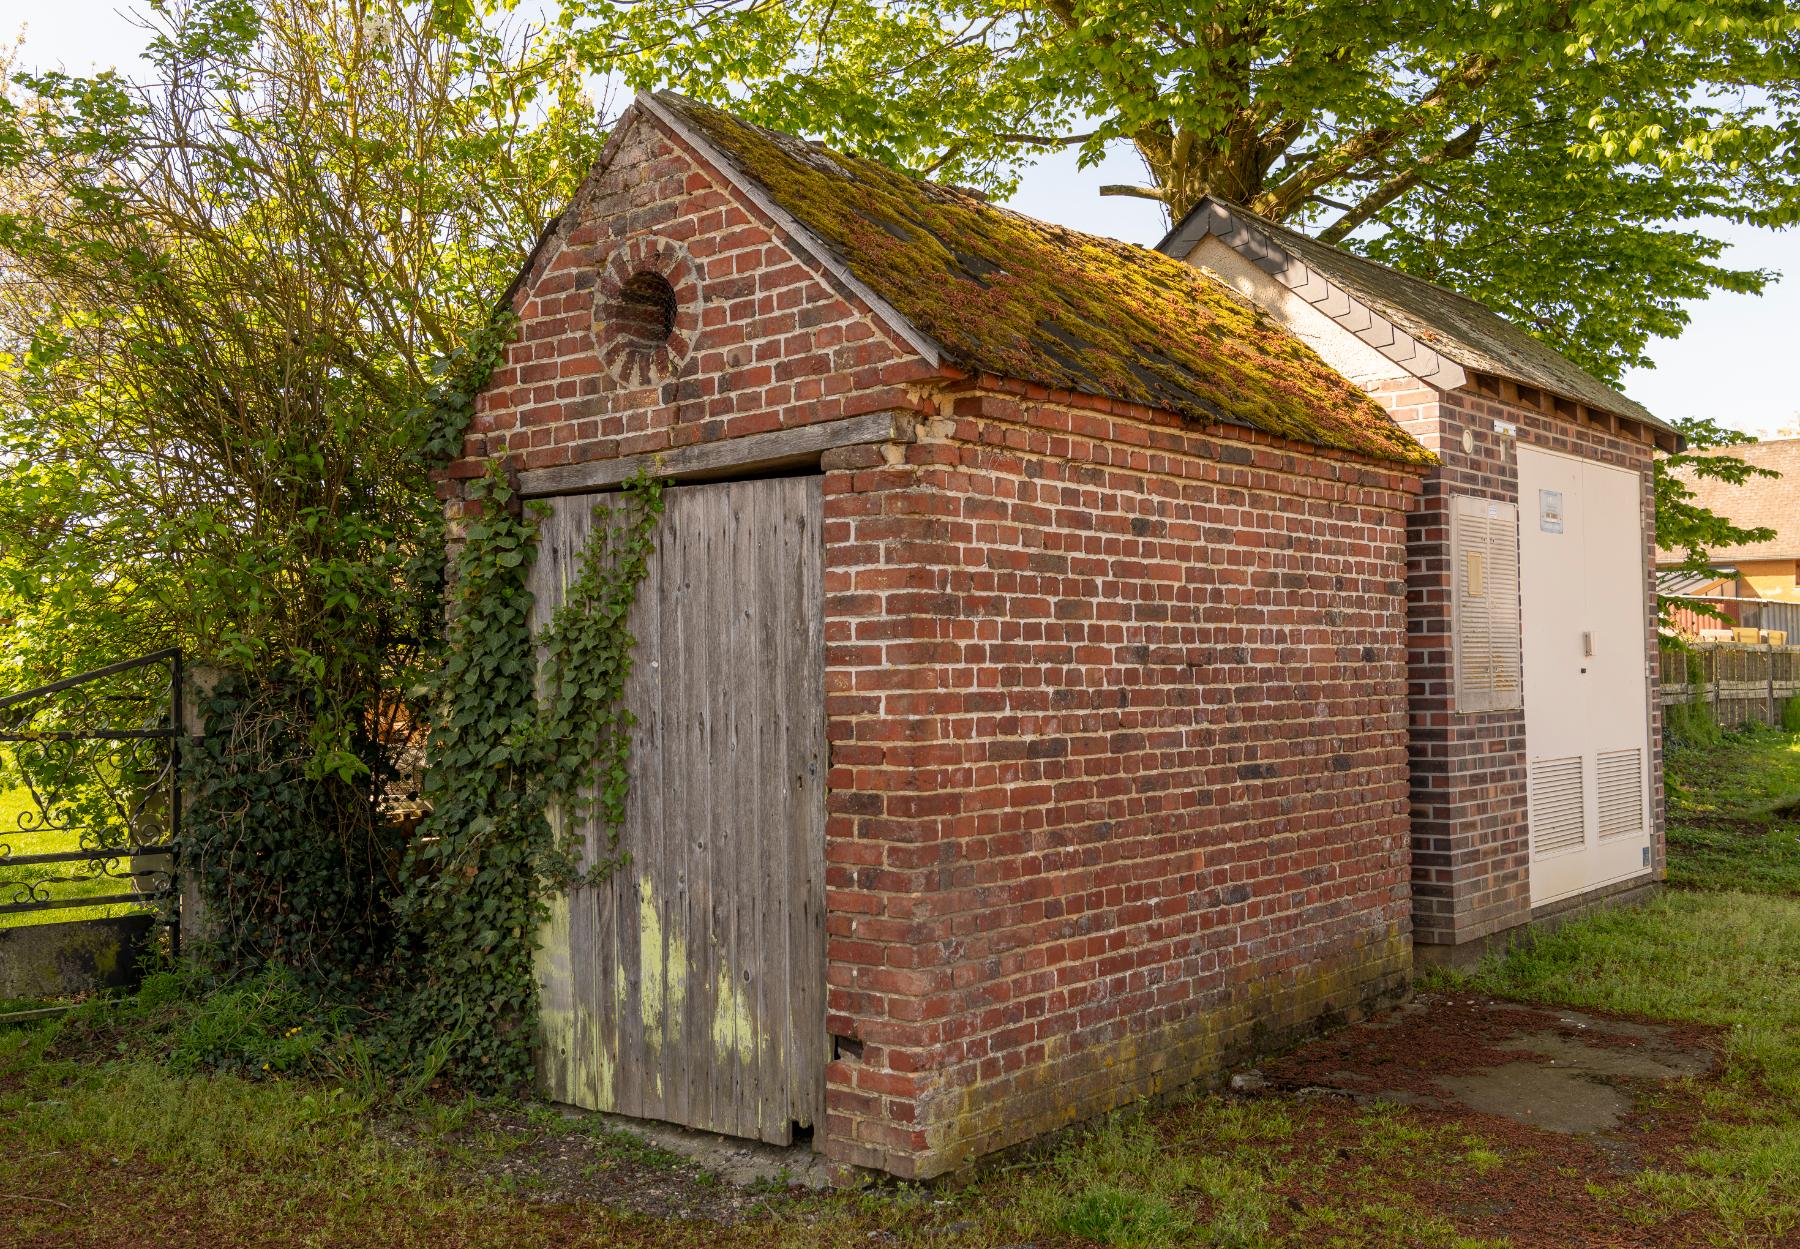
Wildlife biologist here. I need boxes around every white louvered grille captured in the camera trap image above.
[1451,497,1523,713]
[1597,748,1645,840]
[1529,756,1586,857]
[1486,515,1521,702]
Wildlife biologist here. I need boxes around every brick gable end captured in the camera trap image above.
[446,109,941,493]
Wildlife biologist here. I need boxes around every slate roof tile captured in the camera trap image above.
[1161,200,1670,434]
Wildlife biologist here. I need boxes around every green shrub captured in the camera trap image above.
[1667,698,1723,750]
[1781,695,1800,734]
[184,675,405,993]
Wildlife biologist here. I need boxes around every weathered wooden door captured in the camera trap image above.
[530,475,827,1145]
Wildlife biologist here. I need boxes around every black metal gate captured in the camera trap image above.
[0,650,183,947]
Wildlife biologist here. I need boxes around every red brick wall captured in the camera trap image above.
[818,392,1420,1174]
[1373,379,1664,948]
[455,105,1426,1177]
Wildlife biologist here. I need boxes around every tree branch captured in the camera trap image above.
[991,130,1098,147]
[1099,183,1167,201]
[1316,121,1485,244]
[1252,54,1502,221]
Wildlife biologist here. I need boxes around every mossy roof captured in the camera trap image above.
[648,93,1432,468]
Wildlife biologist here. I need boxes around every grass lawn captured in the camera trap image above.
[1447,891,1800,1243]
[1,729,1798,1247]
[0,784,148,929]
[1663,724,1800,895]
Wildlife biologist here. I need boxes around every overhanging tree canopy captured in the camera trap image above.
[563,0,1800,382]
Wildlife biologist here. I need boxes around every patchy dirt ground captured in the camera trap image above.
[374,1106,815,1225]
[1262,990,1719,1129]
[390,990,1730,1245]
[1243,991,1730,1248]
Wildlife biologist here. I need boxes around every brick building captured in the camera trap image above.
[452,92,1438,1177]
[1161,201,1679,962]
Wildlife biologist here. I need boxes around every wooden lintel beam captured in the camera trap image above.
[516,410,915,498]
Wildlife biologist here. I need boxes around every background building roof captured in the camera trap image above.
[1657,567,1736,595]
[1658,438,1800,563]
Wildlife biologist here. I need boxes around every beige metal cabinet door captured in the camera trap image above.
[1518,445,1652,907]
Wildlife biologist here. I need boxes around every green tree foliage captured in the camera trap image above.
[564,0,1799,381]
[0,0,604,1002]
[0,0,598,757]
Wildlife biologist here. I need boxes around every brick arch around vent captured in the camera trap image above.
[594,234,702,387]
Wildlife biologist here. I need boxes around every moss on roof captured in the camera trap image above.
[652,93,1433,468]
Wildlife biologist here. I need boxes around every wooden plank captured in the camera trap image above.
[561,500,604,1115]
[750,478,784,1140]
[648,485,687,1123]
[615,492,655,1122]
[768,476,797,1136]
[766,475,802,1142]
[529,500,574,1104]
[680,481,718,1134]
[682,482,716,1134]
[723,478,758,1138]
[796,477,828,1132]
[516,411,909,499]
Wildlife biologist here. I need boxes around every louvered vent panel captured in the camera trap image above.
[1486,511,1522,704]
[1451,497,1523,713]
[1597,748,1644,840]
[1453,506,1492,711]
[1529,756,1586,857]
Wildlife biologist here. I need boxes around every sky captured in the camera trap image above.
[7,0,1798,439]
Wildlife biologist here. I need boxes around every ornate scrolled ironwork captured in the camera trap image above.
[0,651,182,927]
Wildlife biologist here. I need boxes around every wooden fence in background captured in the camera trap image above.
[1658,642,1800,728]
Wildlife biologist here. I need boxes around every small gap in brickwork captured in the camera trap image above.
[673,459,824,488]
[832,1034,864,1062]
[618,270,679,345]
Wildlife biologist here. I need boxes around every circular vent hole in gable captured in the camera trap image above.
[616,270,679,346]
